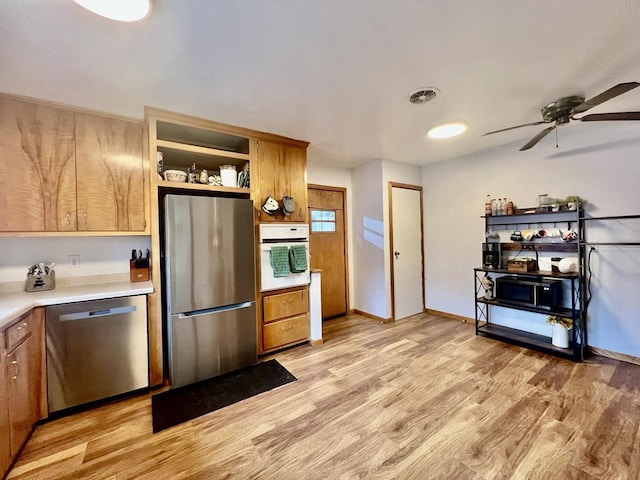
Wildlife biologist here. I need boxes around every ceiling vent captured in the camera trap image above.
[408,87,440,105]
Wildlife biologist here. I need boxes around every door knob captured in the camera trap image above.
[394,251,400,259]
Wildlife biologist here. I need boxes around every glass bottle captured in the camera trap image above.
[485,195,492,216]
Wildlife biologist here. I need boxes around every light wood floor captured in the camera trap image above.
[8,313,640,479]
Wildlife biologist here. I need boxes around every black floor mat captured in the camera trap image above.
[151,359,296,433]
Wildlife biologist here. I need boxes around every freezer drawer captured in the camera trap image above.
[46,295,149,413]
[169,302,257,388]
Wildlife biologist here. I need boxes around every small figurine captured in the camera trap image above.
[200,169,208,184]
[188,163,198,183]
[481,273,494,300]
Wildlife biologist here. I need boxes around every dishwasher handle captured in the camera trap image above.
[58,305,137,322]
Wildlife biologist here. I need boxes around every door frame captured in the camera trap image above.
[308,183,350,317]
[388,182,425,321]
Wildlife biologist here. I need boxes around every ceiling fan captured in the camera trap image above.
[482,82,640,151]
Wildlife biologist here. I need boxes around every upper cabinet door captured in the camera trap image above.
[256,140,307,222]
[0,96,76,232]
[75,113,145,231]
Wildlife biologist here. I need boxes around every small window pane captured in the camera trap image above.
[311,221,336,233]
[311,209,336,221]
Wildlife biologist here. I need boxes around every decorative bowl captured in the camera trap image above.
[164,170,187,182]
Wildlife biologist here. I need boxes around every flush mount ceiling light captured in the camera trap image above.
[73,0,151,22]
[427,123,467,139]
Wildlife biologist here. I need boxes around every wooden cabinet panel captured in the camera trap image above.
[7,336,35,456]
[75,113,145,231]
[0,95,76,232]
[0,339,11,477]
[262,314,310,351]
[5,316,31,352]
[263,289,309,323]
[256,140,307,222]
[3,308,45,462]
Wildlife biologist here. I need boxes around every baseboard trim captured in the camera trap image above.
[353,309,392,323]
[419,309,640,365]
[424,308,473,323]
[309,339,324,347]
[588,347,640,366]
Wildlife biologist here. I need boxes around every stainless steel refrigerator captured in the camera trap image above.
[163,194,256,388]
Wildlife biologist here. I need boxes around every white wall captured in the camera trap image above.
[351,159,387,318]
[0,236,151,286]
[421,123,640,357]
[339,158,422,319]
[306,160,354,309]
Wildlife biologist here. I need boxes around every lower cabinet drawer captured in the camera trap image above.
[5,315,31,352]
[263,289,309,323]
[262,314,310,351]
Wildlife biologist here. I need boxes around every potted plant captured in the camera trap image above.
[547,315,573,348]
[565,196,584,211]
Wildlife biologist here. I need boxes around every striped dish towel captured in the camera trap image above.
[269,246,290,277]
[289,245,308,273]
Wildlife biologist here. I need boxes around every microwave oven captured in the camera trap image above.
[495,276,563,308]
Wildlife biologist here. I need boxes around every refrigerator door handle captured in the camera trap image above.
[178,301,254,319]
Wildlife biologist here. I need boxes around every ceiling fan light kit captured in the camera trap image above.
[482,82,640,151]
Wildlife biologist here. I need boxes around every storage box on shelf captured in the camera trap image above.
[476,206,586,361]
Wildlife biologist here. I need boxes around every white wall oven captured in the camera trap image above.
[259,224,310,292]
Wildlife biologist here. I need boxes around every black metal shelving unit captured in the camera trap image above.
[475,206,586,361]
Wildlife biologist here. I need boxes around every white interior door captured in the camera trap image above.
[391,185,424,320]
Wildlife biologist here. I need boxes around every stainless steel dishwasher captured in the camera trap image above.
[46,295,149,413]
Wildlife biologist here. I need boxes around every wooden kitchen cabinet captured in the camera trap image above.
[0,308,46,478]
[261,287,310,352]
[263,289,309,322]
[75,112,145,231]
[0,95,77,232]
[0,337,11,477]
[256,140,308,222]
[0,93,147,234]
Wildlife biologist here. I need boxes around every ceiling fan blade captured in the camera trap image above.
[578,112,640,122]
[481,121,547,136]
[519,125,556,151]
[572,82,640,115]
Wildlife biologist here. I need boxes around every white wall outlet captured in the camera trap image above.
[69,254,80,268]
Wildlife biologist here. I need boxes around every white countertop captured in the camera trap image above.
[0,280,153,330]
